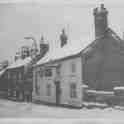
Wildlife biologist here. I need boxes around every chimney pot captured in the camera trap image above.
[60,28,67,47]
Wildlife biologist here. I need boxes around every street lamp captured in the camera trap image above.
[24,36,38,58]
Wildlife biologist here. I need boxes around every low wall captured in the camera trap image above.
[83,89,124,106]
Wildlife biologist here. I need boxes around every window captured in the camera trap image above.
[71,62,76,73]
[39,68,44,77]
[18,73,22,79]
[56,64,61,75]
[46,84,51,96]
[70,83,77,98]
[45,69,52,77]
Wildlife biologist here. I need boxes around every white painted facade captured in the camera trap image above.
[33,66,57,104]
[60,57,83,107]
[33,56,83,107]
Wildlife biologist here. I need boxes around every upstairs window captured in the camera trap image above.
[71,62,76,73]
[45,69,52,77]
[70,83,77,98]
[56,64,61,75]
[39,68,44,77]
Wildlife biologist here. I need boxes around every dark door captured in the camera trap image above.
[55,81,61,105]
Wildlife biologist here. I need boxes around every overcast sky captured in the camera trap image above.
[0,0,124,62]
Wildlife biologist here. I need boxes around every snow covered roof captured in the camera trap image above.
[37,38,92,66]
[86,90,114,95]
[113,87,124,90]
[0,69,5,77]
[7,57,32,70]
[36,28,123,66]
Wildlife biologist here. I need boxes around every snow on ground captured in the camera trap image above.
[0,99,124,123]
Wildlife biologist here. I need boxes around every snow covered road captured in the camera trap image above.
[0,99,124,119]
[0,99,123,119]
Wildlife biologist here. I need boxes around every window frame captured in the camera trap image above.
[71,61,76,73]
[70,83,77,98]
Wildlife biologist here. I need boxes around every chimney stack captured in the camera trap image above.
[93,4,108,39]
[40,36,49,57]
[60,28,67,47]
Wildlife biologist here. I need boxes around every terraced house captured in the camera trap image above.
[33,4,124,107]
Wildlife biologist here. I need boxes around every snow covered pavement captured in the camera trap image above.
[0,99,123,119]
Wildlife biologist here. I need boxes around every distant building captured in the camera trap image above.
[6,36,49,101]
[14,51,20,61]
[21,46,30,59]
[33,4,124,107]
[14,46,30,61]
[7,57,32,101]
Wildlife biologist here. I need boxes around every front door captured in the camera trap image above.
[55,81,61,105]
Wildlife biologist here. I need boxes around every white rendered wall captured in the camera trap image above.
[33,56,83,107]
[60,57,82,107]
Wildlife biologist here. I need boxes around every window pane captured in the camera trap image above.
[70,83,77,98]
[19,73,22,79]
[71,62,76,73]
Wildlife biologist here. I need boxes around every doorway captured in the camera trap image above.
[54,81,61,105]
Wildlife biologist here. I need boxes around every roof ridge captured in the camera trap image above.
[108,28,123,42]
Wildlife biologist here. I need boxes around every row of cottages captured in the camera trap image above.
[6,37,49,101]
[32,4,124,107]
[6,57,32,101]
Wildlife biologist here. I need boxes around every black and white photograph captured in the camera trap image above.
[1,0,124,123]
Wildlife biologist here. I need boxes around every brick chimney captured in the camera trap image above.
[93,4,108,39]
[60,29,67,47]
[40,36,49,57]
